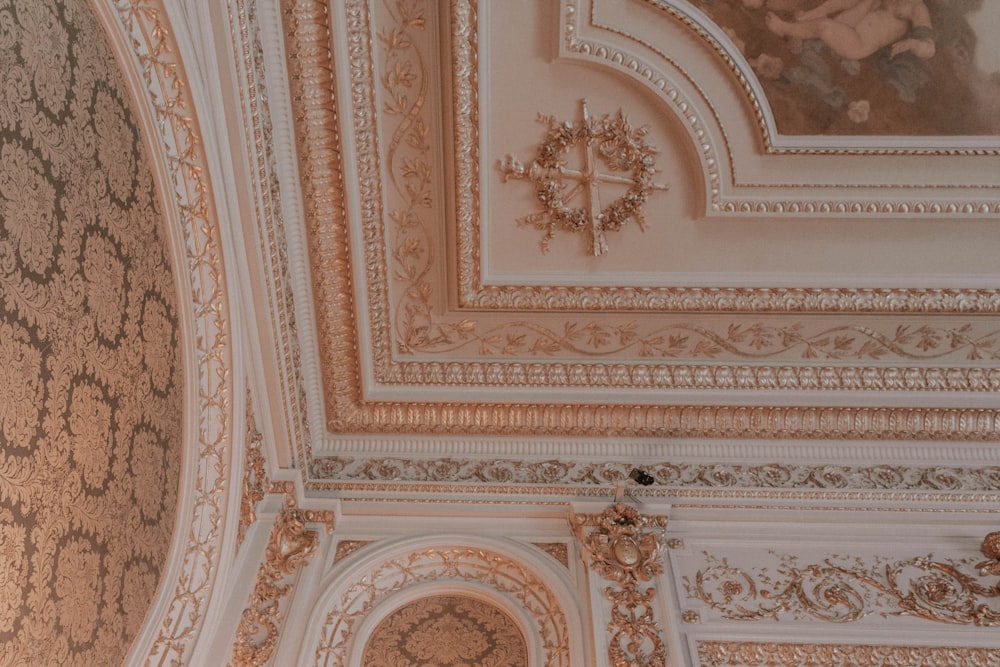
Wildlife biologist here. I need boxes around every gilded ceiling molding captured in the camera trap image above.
[97,1,234,664]
[573,504,670,667]
[299,404,1000,441]
[277,0,362,437]
[686,550,1000,625]
[228,0,314,464]
[231,509,319,667]
[310,457,1000,493]
[276,0,1000,444]
[561,0,1000,224]
[311,546,571,667]
[573,0,1000,161]
[698,642,1000,667]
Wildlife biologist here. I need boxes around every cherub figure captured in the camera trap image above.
[766,0,936,61]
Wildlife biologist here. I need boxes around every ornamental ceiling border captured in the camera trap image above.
[309,545,572,667]
[265,0,1000,454]
[697,642,1000,667]
[454,2,1000,313]
[94,1,234,665]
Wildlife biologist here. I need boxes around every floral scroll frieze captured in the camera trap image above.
[311,457,1000,494]
[698,642,1000,667]
[685,549,1000,626]
[573,504,670,667]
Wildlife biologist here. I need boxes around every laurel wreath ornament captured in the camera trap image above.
[500,101,667,255]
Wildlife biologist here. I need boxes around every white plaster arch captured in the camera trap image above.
[87,2,239,665]
[300,535,592,667]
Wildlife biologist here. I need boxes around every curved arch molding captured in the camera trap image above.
[89,1,235,664]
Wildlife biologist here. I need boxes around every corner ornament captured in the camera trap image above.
[500,100,668,256]
[230,509,319,667]
[572,503,669,667]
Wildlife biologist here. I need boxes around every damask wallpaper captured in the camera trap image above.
[361,596,528,667]
[0,0,182,664]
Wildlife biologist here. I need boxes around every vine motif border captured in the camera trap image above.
[101,1,233,664]
[311,547,572,667]
[697,642,1000,667]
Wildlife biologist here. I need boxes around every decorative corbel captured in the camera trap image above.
[572,503,670,667]
[230,508,319,667]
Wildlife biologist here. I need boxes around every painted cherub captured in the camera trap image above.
[765,0,936,61]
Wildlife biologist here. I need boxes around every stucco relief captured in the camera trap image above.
[0,0,182,663]
[311,546,571,667]
[361,595,528,667]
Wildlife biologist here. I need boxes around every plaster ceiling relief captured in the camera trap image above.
[276,0,1000,440]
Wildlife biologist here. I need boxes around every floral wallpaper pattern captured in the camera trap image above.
[362,596,528,667]
[0,0,182,664]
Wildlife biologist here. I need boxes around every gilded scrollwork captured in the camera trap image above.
[698,641,1000,667]
[573,504,669,667]
[312,547,570,667]
[240,393,269,548]
[311,457,1000,493]
[231,509,319,667]
[686,551,1000,625]
[977,531,1000,577]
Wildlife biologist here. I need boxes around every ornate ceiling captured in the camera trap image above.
[59,0,1000,664]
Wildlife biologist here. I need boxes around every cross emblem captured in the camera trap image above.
[500,100,669,255]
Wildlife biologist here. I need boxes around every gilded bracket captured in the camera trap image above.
[230,509,320,667]
[572,503,670,666]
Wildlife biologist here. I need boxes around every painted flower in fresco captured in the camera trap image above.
[848,99,871,124]
[82,234,126,341]
[0,518,26,633]
[130,428,164,521]
[68,381,113,488]
[93,89,137,203]
[140,297,175,393]
[0,143,57,275]
[14,0,71,113]
[0,321,43,444]
[55,537,101,644]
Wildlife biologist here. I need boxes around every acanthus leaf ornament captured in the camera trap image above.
[500,100,668,255]
[230,509,319,667]
[573,503,669,667]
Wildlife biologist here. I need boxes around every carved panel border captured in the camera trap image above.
[311,547,571,667]
[697,642,1000,667]
[98,1,234,664]
[267,0,1000,456]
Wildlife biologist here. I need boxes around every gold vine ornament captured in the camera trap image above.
[500,100,668,255]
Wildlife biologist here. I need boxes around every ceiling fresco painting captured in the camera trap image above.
[678,0,1000,136]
